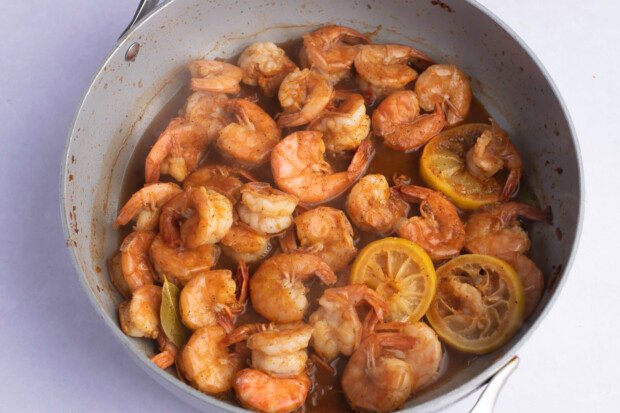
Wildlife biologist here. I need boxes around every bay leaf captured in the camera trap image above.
[160,277,190,347]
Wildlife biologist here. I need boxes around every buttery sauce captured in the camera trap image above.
[117,38,534,412]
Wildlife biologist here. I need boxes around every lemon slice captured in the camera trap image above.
[426,254,525,354]
[420,124,503,210]
[350,238,436,322]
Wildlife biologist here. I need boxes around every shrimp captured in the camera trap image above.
[238,42,298,96]
[179,263,249,330]
[114,182,182,231]
[342,333,416,413]
[300,25,369,84]
[395,185,465,261]
[159,187,233,248]
[234,369,311,413]
[149,234,220,285]
[220,223,273,263]
[183,92,230,141]
[414,64,472,125]
[465,122,523,200]
[346,174,409,234]
[216,99,281,168]
[119,231,156,293]
[236,182,298,235]
[464,201,549,257]
[119,284,162,339]
[497,252,544,319]
[354,44,433,99]
[250,253,337,323]
[308,92,370,153]
[188,60,243,94]
[144,117,209,183]
[277,68,334,127]
[309,285,387,361]
[271,131,374,205]
[183,164,256,199]
[372,90,446,152]
[179,325,244,395]
[151,330,178,369]
[292,206,357,272]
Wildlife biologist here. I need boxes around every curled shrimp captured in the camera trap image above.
[234,369,311,413]
[271,131,374,205]
[415,64,472,125]
[114,182,182,231]
[308,91,370,153]
[179,263,248,330]
[497,252,543,319]
[372,90,446,152]
[216,99,281,168]
[188,60,243,94]
[183,164,256,199]
[238,42,298,96]
[464,201,549,257]
[346,174,409,234]
[179,325,245,395]
[220,223,273,263]
[250,252,337,323]
[354,44,433,99]
[309,285,386,361]
[183,92,230,141]
[300,25,369,84]
[342,332,416,413]
[465,122,523,200]
[277,68,334,127]
[119,284,162,339]
[291,206,357,272]
[144,117,209,183]
[119,231,156,293]
[160,187,233,248]
[236,182,298,234]
[149,234,220,285]
[395,185,465,261]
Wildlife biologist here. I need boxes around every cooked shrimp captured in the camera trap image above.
[151,330,178,369]
[234,369,311,413]
[188,60,243,94]
[277,68,334,127]
[308,92,370,153]
[464,201,549,257]
[149,234,220,285]
[236,182,298,235]
[160,187,233,248]
[342,333,416,413]
[119,284,162,339]
[372,91,446,152]
[395,185,465,261]
[354,44,433,99]
[179,325,244,395]
[183,164,256,199]
[238,42,298,96]
[216,99,281,167]
[119,231,156,293]
[309,285,386,361]
[293,206,357,272]
[114,182,182,231]
[220,223,272,263]
[465,122,523,199]
[183,92,230,141]
[179,264,248,330]
[271,131,374,204]
[497,252,543,319]
[414,64,472,125]
[346,174,409,234]
[144,117,209,183]
[300,25,369,84]
[250,253,337,323]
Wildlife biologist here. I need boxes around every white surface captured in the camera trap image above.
[0,0,618,412]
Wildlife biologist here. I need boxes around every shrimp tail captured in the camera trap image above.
[236,260,250,306]
[501,168,522,200]
[347,139,375,180]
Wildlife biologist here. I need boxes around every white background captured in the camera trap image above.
[1,0,618,412]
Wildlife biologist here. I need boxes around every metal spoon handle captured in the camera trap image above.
[470,356,520,413]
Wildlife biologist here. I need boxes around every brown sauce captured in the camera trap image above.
[116,38,538,413]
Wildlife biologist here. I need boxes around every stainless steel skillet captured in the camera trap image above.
[60,0,583,411]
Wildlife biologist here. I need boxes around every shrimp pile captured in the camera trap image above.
[109,24,549,413]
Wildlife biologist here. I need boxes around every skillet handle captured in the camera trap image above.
[469,356,519,413]
[119,0,163,39]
